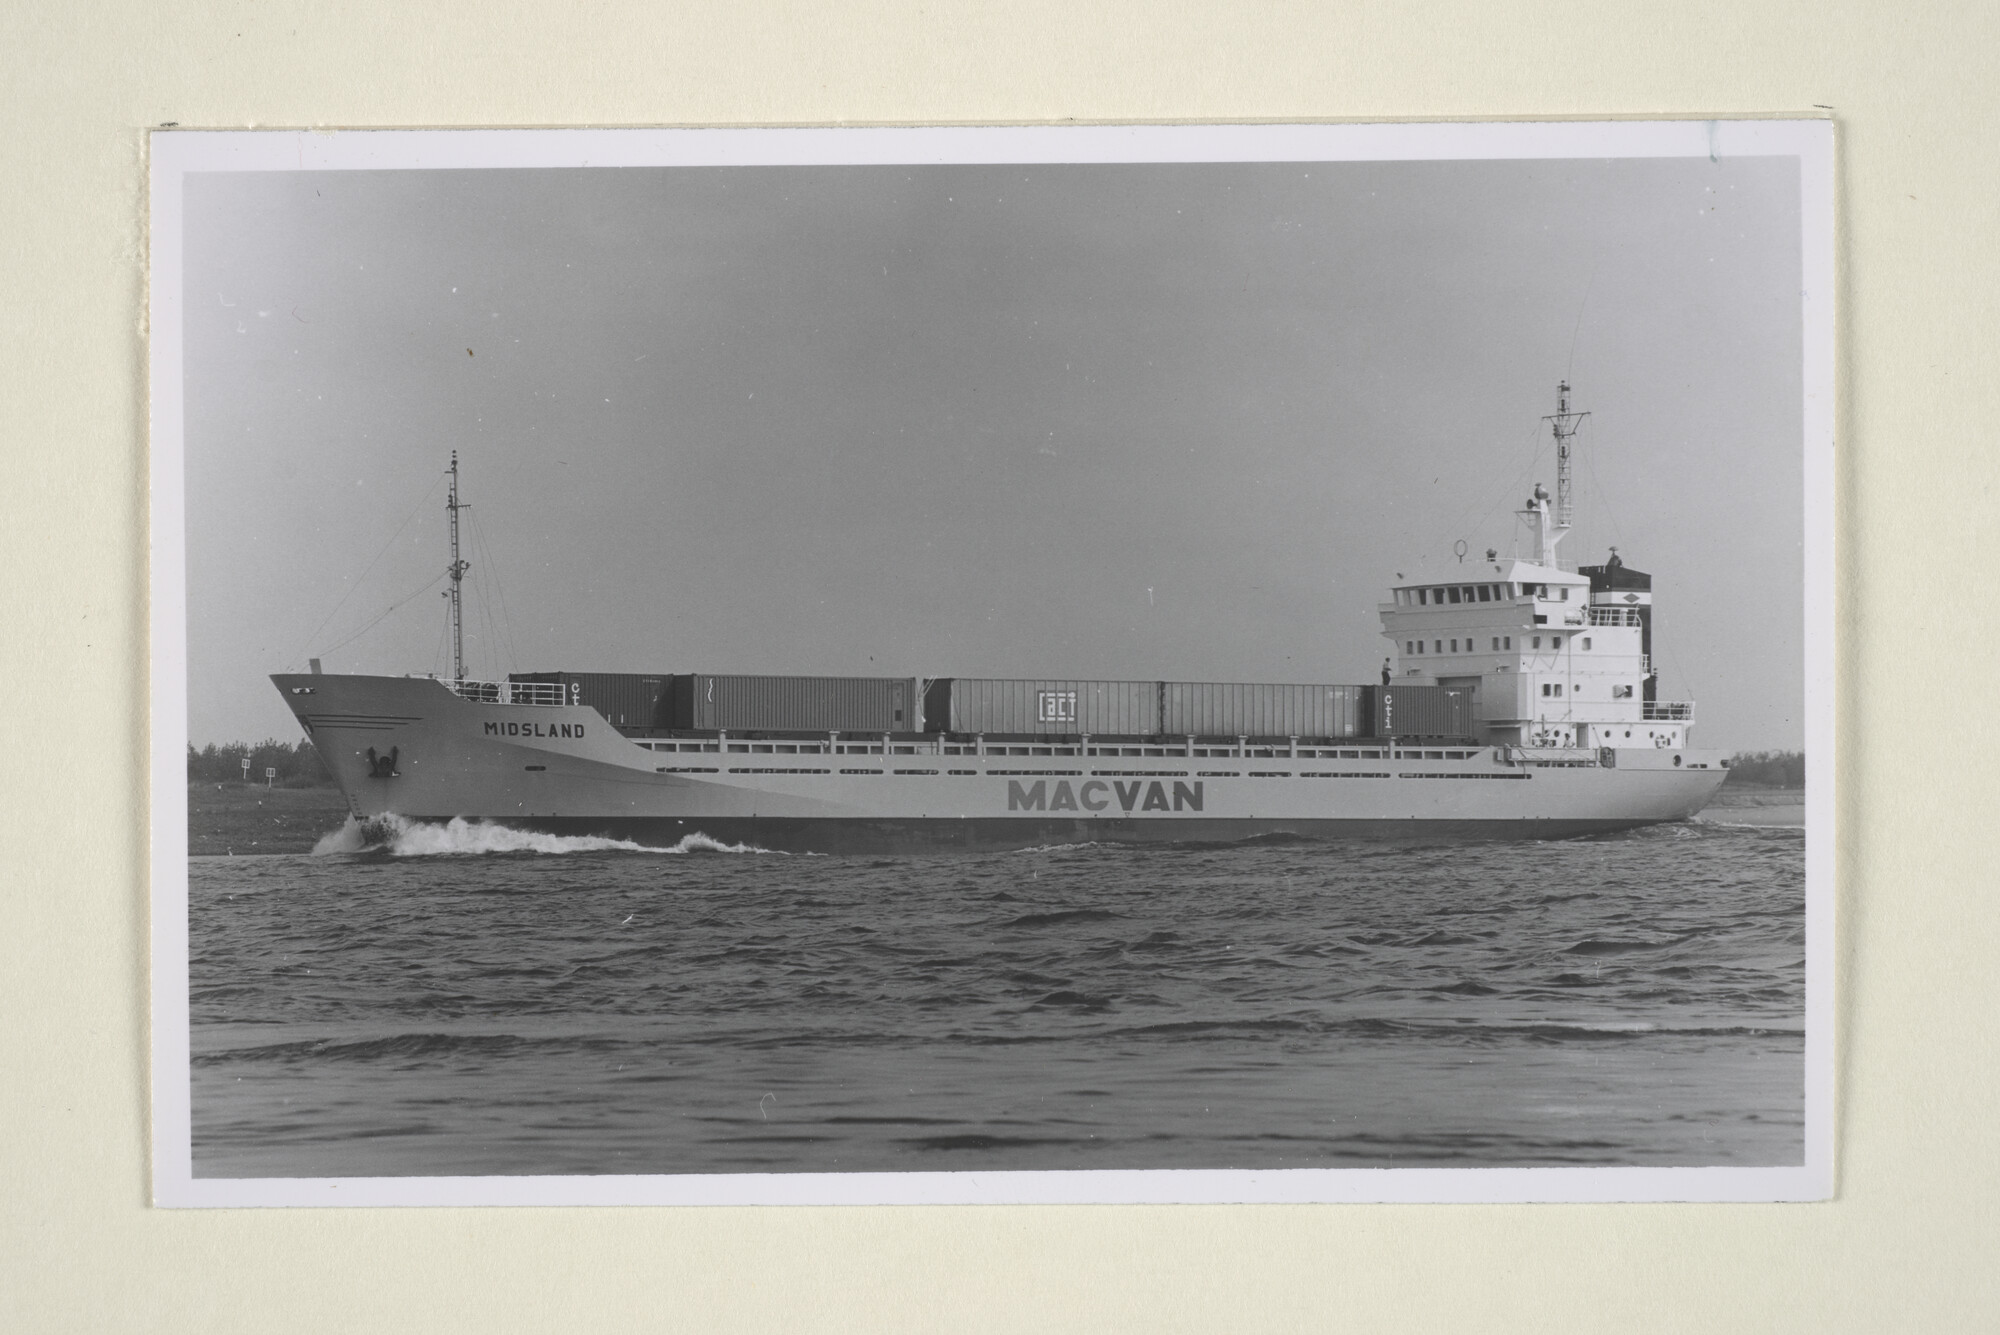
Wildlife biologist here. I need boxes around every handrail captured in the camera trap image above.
[1641,700,1694,721]
[449,679,570,707]
[1585,606,1645,627]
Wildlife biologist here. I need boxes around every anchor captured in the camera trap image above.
[365,745,400,778]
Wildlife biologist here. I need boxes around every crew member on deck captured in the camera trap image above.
[1381,659,1392,685]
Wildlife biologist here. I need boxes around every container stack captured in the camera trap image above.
[923,679,1160,736]
[1372,684,1471,739]
[664,674,916,732]
[517,671,1474,741]
[1160,682,1368,738]
[511,672,917,732]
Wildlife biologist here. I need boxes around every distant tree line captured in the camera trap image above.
[1725,750,1805,788]
[187,739,333,786]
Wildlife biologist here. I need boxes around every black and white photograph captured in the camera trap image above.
[150,122,1833,1205]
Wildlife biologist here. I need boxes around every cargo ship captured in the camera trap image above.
[274,385,1728,852]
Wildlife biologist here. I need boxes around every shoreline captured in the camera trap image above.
[187,784,350,857]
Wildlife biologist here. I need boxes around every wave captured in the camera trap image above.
[1691,814,1808,832]
[1003,908,1121,928]
[311,814,775,858]
[193,1030,626,1066]
[1092,1016,1803,1045]
[1030,989,1118,1010]
[1564,937,1678,956]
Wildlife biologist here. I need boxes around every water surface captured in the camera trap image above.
[189,814,1804,1177]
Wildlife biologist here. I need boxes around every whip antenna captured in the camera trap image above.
[1544,381,1589,542]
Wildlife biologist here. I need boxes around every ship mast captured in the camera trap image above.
[446,451,470,683]
[1541,381,1589,566]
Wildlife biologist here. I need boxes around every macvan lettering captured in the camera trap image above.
[483,720,585,739]
[1008,778,1201,813]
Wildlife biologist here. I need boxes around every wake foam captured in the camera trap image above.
[310,813,775,857]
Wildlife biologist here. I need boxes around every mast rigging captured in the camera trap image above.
[1544,380,1589,534]
[446,452,469,682]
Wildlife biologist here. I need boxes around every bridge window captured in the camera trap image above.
[1446,587,1461,604]
[1614,684,1634,699]
[1434,640,1442,654]
[1477,585,1492,601]
[1504,636,1512,649]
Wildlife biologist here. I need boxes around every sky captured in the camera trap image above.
[182,153,1805,750]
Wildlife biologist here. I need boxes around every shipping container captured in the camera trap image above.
[664,674,917,733]
[1160,682,1367,738]
[1372,684,1473,739]
[926,679,1160,736]
[509,671,668,729]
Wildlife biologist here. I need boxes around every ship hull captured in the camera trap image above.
[275,673,1729,854]
[499,813,1677,854]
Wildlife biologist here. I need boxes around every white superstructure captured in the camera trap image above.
[1378,383,1693,752]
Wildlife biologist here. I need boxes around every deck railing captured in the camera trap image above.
[1641,700,1694,721]
[636,734,1476,761]
[449,679,570,707]
[1586,605,1645,627]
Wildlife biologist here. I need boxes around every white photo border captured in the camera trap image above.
[149,119,1835,1207]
